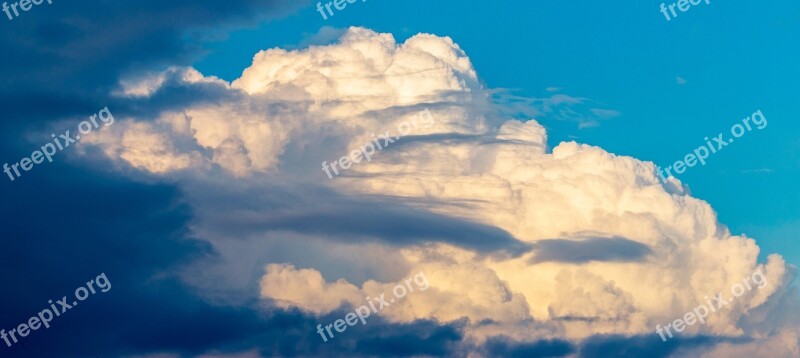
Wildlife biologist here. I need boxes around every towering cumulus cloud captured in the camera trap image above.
[81,27,798,356]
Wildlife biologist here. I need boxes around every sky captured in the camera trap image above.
[0,0,798,357]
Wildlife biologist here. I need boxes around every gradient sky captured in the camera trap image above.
[1,1,798,357]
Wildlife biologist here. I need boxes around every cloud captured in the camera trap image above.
[36,26,800,356]
[577,334,727,358]
[296,26,349,49]
[488,92,621,129]
[589,108,621,119]
[529,235,652,264]
[0,0,313,147]
[482,337,574,357]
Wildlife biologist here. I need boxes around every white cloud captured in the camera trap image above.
[82,27,798,354]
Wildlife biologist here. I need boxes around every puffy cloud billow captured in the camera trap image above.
[74,27,797,356]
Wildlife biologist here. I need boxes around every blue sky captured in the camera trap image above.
[195,0,800,266]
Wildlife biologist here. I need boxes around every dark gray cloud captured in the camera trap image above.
[0,0,312,137]
[185,179,533,257]
[577,334,737,358]
[0,159,224,357]
[529,235,652,264]
[483,337,574,358]
[0,1,315,356]
[459,334,733,358]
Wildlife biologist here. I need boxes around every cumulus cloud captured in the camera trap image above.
[77,27,798,356]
